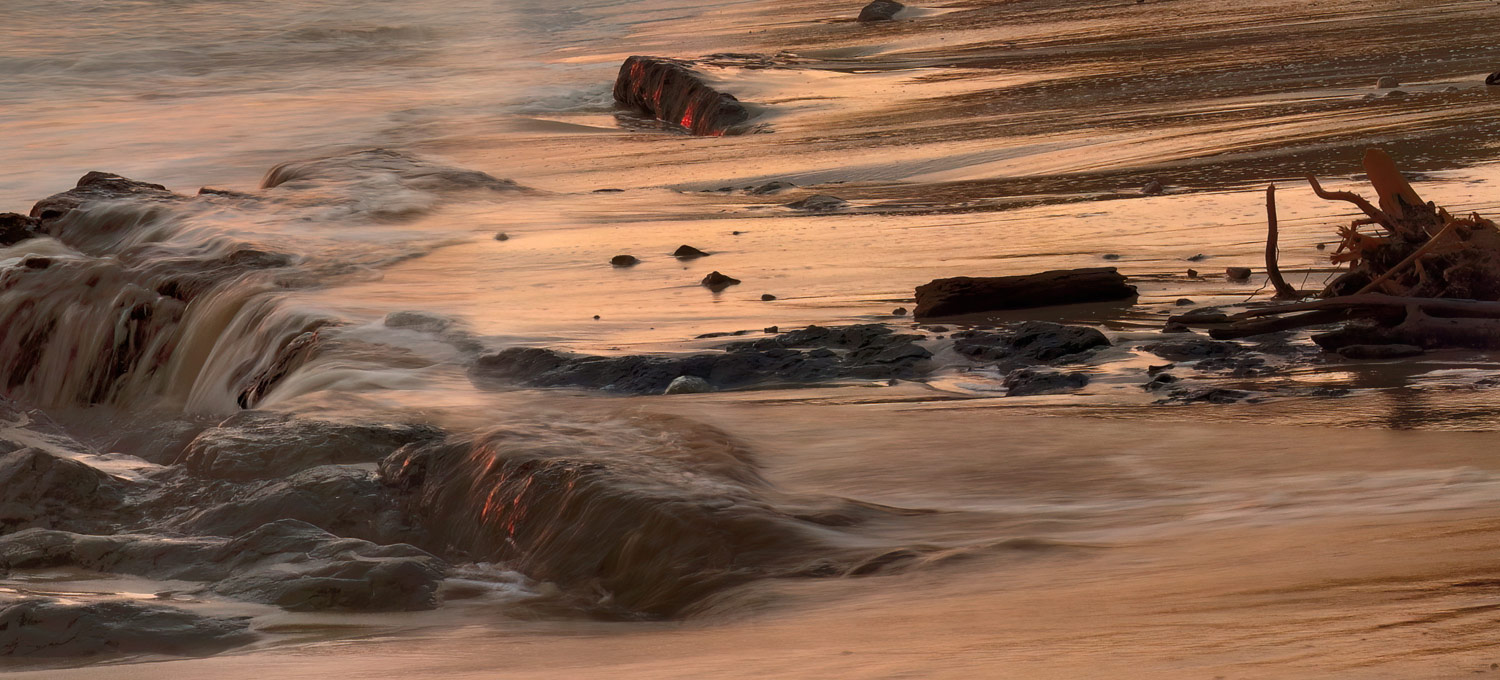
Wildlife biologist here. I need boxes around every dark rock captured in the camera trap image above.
[1187,268,1199,278]
[21,257,50,270]
[1159,387,1253,404]
[234,328,324,409]
[0,447,123,535]
[1376,75,1400,89]
[858,0,905,21]
[1187,254,1208,262]
[0,598,256,657]
[1337,344,1425,360]
[1168,307,1230,325]
[785,195,849,212]
[611,254,640,267]
[1175,298,1194,305]
[0,213,41,246]
[172,465,409,544]
[494,232,509,241]
[953,321,1110,363]
[1143,373,1179,391]
[1002,368,1089,396]
[702,271,741,290]
[176,413,443,482]
[1143,338,1242,361]
[592,188,624,193]
[748,181,795,195]
[664,375,714,394]
[764,326,778,333]
[1488,72,1500,86]
[673,245,709,259]
[1141,180,1164,195]
[761,293,776,301]
[892,307,908,316]
[1162,322,1192,333]
[30,172,180,225]
[1147,363,1174,375]
[614,56,753,136]
[1225,266,1252,281]
[913,268,1135,318]
[262,149,520,195]
[1101,253,1121,260]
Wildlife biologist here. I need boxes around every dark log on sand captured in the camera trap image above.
[914,268,1136,319]
[614,56,752,136]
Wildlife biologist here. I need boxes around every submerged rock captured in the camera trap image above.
[701,270,741,290]
[614,56,753,136]
[858,0,905,21]
[1143,338,1242,361]
[30,172,181,225]
[1002,368,1089,396]
[913,268,1136,318]
[0,598,255,657]
[664,375,715,394]
[0,213,41,246]
[953,321,1111,363]
[785,195,849,212]
[176,412,443,482]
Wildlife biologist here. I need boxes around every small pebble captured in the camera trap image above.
[892,307,908,316]
[764,326,778,333]
[1225,266,1252,281]
[1186,268,1199,278]
[494,232,509,241]
[593,315,601,320]
[1102,253,1121,260]
[1376,75,1400,89]
[1175,298,1193,305]
[761,293,776,301]
[610,254,640,267]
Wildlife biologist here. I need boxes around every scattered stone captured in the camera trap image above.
[913,268,1136,318]
[732,230,743,235]
[892,307,908,316]
[21,257,50,270]
[1143,338,1243,361]
[611,254,640,267]
[761,293,777,301]
[664,376,715,394]
[702,271,741,290]
[785,195,849,212]
[1002,368,1089,397]
[1384,89,1407,98]
[1488,72,1500,86]
[1162,322,1193,333]
[1143,373,1179,391]
[593,314,601,320]
[1147,363,1175,375]
[1141,180,1164,195]
[764,326,778,333]
[1169,307,1231,325]
[0,598,256,657]
[857,0,905,22]
[1225,267,1252,281]
[1316,242,1327,250]
[1376,75,1400,89]
[673,245,709,259]
[494,232,509,241]
[1337,344,1425,360]
[1175,298,1194,305]
[1102,253,1121,260]
[613,56,752,136]
[1187,268,1199,278]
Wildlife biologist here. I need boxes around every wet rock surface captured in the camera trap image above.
[785,194,849,212]
[914,268,1136,318]
[1002,368,1089,396]
[0,598,256,657]
[0,446,124,535]
[953,321,1111,364]
[858,0,905,22]
[176,412,443,482]
[471,324,934,394]
[614,56,753,136]
[0,213,41,246]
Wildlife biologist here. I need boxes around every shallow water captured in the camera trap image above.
[3,0,1500,676]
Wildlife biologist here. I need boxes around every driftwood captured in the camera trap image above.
[914,268,1136,318]
[1207,149,1500,349]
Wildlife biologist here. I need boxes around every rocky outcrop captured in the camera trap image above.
[176,412,443,482]
[953,321,1111,363]
[0,213,41,246]
[614,56,753,136]
[1002,367,1090,396]
[914,268,1136,318]
[29,172,181,226]
[471,324,932,394]
[0,598,256,657]
[0,447,124,535]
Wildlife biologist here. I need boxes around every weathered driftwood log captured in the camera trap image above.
[913,268,1136,318]
[613,56,752,136]
[1313,308,1500,351]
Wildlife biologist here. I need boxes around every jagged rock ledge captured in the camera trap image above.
[614,56,753,136]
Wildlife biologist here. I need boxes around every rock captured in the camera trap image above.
[1002,368,1089,396]
[764,326,778,333]
[1102,253,1121,260]
[262,149,521,195]
[953,321,1110,363]
[1187,254,1208,262]
[592,188,624,193]
[785,195,849,212]
[384,310,455,333]
[892,307,908,316]
[1162,322,1192,333]
[702,271,741,290]
[673,245,709,259]
[1141,179,1164,195]
[494,232,509,241]
[1336,344,1425,360]
[0,447,123,535]
[611,254,640,267]
[1488,72,1500,86]
[1175,298,1194,305]
[761,293,777,301]
[1187,268,1199,278]
[748,181,795,195]
[171,465,409,544]
[21,257,50,270]
[176,412,443,482]
[1376,75,1400,89]
[613,56,752,136]
[1143,338,1242,361]
[1225,266,1252,281]
[664,375,715,394]
[0,598,256,657]
[1384,89,1407,98]
[913,268,1136,318]
[30,172,181,225]
[858,0,905,22]
[0,213,41,246]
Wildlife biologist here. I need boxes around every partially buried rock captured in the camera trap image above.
[494,232,509,241]
[748,180,795,195]
[1141,179,1164,195]
[1225,266,1252,281]
[1376,75,1400,89]
[892,307,908,316]
[1488,72,1500,86]
[664,375,714,395]
[702,271,741,290]
[611,254,640,267]
[761,293,776,301]
[1337,344,1424,360]
[785,195,849,212]
[1003,368,1089,397]
[913,268,1135,318]
[673,244,709,259]
[858,0,905,22]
